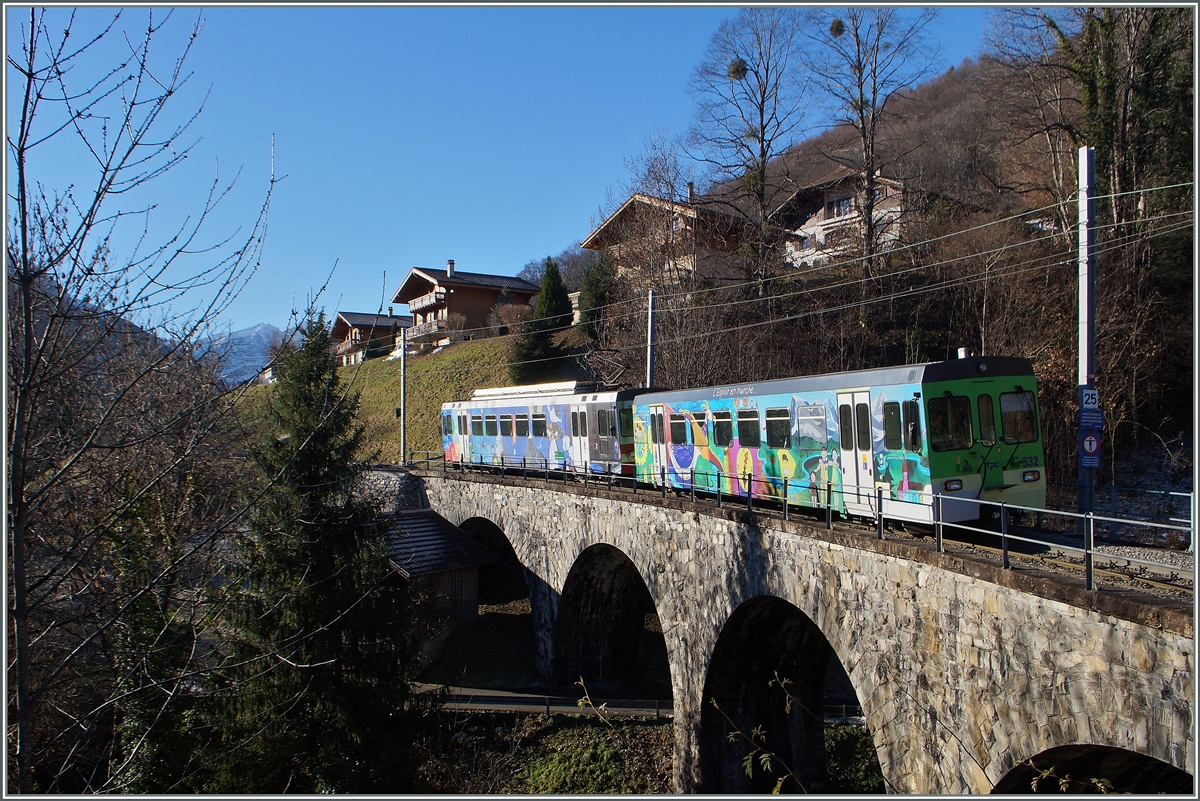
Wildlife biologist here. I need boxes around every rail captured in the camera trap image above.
[402,451,1193,594]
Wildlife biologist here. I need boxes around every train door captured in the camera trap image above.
[647,403,667,485]
[592,405,615,472]
[569,402,589,472]
[455,407,470,462]
[837,391,875,517]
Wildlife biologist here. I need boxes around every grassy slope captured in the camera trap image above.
[343,338,509,464]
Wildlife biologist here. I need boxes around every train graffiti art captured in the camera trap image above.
[441,353,1046,524]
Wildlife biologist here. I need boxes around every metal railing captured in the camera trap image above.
[405,453,1194,593]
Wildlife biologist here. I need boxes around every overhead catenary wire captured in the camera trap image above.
[404,180,1192,343]
[389,212,1191,382]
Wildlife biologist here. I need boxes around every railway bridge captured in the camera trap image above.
[405,469,1193,794]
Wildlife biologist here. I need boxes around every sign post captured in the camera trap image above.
[1077,146,1097,518]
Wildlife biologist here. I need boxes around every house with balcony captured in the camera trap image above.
[581,191,765,284]
[391,260,540,350]
[331,310,413,366]
[778,166,907,270]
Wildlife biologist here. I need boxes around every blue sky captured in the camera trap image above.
[6,5,994,333]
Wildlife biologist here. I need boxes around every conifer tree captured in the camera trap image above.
[205,310,422,793]
[511,258,574,383]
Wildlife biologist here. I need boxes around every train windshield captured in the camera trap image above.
[928,395,972,451]
[1000,391,1039,443]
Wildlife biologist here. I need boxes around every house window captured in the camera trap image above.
[826,196,852,218]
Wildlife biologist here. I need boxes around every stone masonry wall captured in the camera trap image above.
[420,472,1193,794]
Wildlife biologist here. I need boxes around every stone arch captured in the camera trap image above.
[457,516,528,604]
[992,744,1193,794]
[698,595,879,794]
[553,543,670,694]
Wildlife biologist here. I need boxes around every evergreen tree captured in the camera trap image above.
[578,253,617,341]
[512,258,574,383]
[204,311,422,793]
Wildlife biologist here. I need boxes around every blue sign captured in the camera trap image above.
[1079,431,1102,469]
[1078,409,1104,431]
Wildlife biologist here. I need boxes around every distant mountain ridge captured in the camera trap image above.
[199,322,282,385]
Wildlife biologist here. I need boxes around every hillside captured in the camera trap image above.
[345,338,510,464]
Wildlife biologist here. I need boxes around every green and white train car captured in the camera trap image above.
[631,354,1046,524]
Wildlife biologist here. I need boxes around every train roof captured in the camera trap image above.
[443,384,646,411]
[634,355,1035,406]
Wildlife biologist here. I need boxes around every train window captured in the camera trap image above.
[693,412,708,446]
[855,403,871,452]
[515,414,529,437]
[596,409,608,438]
[712,410,733,447]
[737,409,760,447]
[766,408,790,449]
[670,414,688,443]
[441,416,450,436]
[500,414,513,437]
[608,408,618,438]
[531,413,546,437]
[796,405,827,445]
[902,400,922,451]
[928,395,972,451]
[485,415,498,437]
[650,412,658,444]
[618,408,633,439]
[471,415,484,436]
[883,402,902,450]
[977,395,996,445]
[838,404,853,450]
[571,411,579,438]
[1000,391,1038,443]
[579,411,588,438]
[655,412,665,445]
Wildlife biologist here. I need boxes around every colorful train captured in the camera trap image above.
[440,354,1046,524]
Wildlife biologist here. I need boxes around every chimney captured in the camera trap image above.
[687,182,695,204]
[446,259,455,277]
[388,306,394,317]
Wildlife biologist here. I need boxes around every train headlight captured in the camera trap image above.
[943,479,963,491]
[1023,470,1040,482]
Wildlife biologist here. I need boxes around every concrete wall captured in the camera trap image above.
[419,472,1193,794]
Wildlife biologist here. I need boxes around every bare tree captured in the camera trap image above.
[687,7,811,295]
[804,7,938,282]
[7,8,273,791]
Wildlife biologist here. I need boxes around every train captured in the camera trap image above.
[440,353,1046,524]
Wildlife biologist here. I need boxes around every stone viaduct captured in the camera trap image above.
[408,469,1193,794]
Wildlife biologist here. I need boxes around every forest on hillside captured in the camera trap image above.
[511,7,1193,483]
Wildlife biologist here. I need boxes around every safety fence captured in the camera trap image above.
[406,451,1193,593]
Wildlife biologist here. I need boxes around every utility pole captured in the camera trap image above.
[645,289,656,388]
[400,327,408,465]
[1077,146,1099,519]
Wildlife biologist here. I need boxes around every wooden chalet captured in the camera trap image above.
[330,310,413,366]
[391,260,540,350]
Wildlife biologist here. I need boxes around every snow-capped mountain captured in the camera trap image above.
[199,322,282,385]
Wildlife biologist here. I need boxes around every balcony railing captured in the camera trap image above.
[408,318,447,340]
[408,289,446,313]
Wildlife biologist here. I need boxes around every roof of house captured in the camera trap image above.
[581,192,762,251]
[382,509,499,578]
[331,311,413,340]
[391,267,541,304]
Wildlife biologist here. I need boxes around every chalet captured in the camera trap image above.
[384,508,499,632]
[391,260,540,350]
[581,191,763,282]
[330,309,413,366]
[777,166,907,269]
